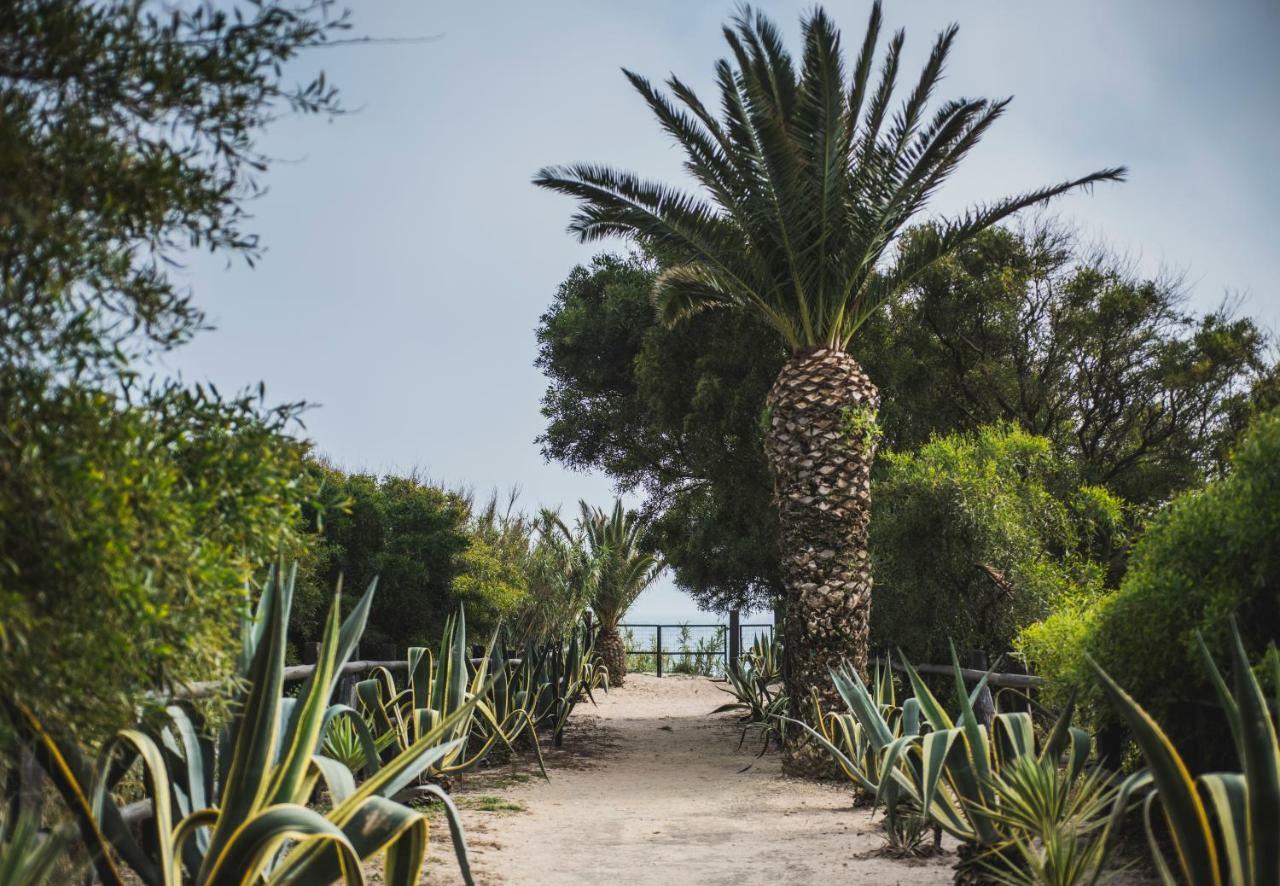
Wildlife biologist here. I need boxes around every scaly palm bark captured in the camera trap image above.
[535,3,1123,774]
[766,351,877,725]
[594,626,628,688]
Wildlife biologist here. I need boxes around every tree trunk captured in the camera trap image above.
[765,348,879,776]
[596,626,627,688]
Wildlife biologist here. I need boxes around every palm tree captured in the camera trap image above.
[579,500,663,686]
[535,4,1123,772]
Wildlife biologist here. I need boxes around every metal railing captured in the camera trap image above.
[620,613,775,678]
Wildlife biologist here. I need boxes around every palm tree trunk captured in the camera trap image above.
[765,348,879,776]
[596,626,627,688]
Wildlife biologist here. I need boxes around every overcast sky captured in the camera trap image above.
[167,1,1279,623]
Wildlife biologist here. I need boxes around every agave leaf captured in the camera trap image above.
[204,564,291,877]
[1196,633,1244,767]
[874,733,919,810]
[829,664,894,749]
[1088,654,1220,885]
[1226,621,1280,885]
[274,795,429,886]
[782,716,876,794]
[895,650,953,730]
[201,803,362,884]
[96,729,176,885]
[1198,772,1247,885]
[2,698,133,886]
[310,754,358,806]
[1039,692,1077,769]
[268,585,345,806]
[919,727,959,822]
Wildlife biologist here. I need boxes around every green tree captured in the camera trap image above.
[534,2,1122,769]
[294,465,473,652]
[865,222,1271,506]
[871,423,1120,666]
[536,253,784,613]
[0,0,345,373]
[0,375,312,740]
[578,500,663,687]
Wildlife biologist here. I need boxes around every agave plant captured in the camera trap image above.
[746,632,782,684]
[4,565,480,885]
[357,608,539,779]
[519,619,609,747]
[978,755,1123,885]
[714,646,787,753]
[796,660,932,829]
[790,647,1120,878]
[0,805,75,886]
[1090,621,1280,886]
[320,713,397,776]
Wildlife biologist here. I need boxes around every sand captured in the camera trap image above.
[422,673,956,885]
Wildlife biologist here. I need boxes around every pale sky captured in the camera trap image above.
[167,1,1280,623]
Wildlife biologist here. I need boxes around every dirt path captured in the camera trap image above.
[427,674,955,885]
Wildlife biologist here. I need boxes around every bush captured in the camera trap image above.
[0,373,311,740]
[294,465,473,652]
[871,423,1119,665]
[1020,406,1280,768]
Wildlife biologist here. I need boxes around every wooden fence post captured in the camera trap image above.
[655,625,663,679]
[728,609,741,671]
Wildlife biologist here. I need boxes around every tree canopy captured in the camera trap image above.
[535,223,1274,611]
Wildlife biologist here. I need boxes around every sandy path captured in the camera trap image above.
[427,674,955,885]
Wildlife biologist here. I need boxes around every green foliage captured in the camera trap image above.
[578,500,662,631]
[1022,407,1280,768]
[4,565,478,885]
[0,0,350,744]
[512,510,594,647]
[864,222,1271,506]
[0,375,312,741]
[536,253,784,612]
[1090,621,1280,886]
[840,404,884,451]
[0,0,345,373]
[453,492,536,635]
[871,423,1118,664]
[294,464,473,651]
[0,806,76,886]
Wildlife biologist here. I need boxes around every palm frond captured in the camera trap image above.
[533,1,1125,352]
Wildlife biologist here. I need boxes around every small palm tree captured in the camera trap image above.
[579,500,663,686]
[535,3,1123,771]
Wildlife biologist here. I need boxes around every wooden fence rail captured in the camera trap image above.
[870,656,1042,689]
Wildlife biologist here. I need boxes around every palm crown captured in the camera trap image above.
[535,3,1125,352]
[579,500,663,631]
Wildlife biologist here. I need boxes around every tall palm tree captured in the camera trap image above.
[535,4,1123,771]
[579,500,663,687]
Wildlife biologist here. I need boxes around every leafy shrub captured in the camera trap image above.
[871,423,1119,664]
[1090,621,1280,885]
[0,375,312,741]
[1022,407,1280,768]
